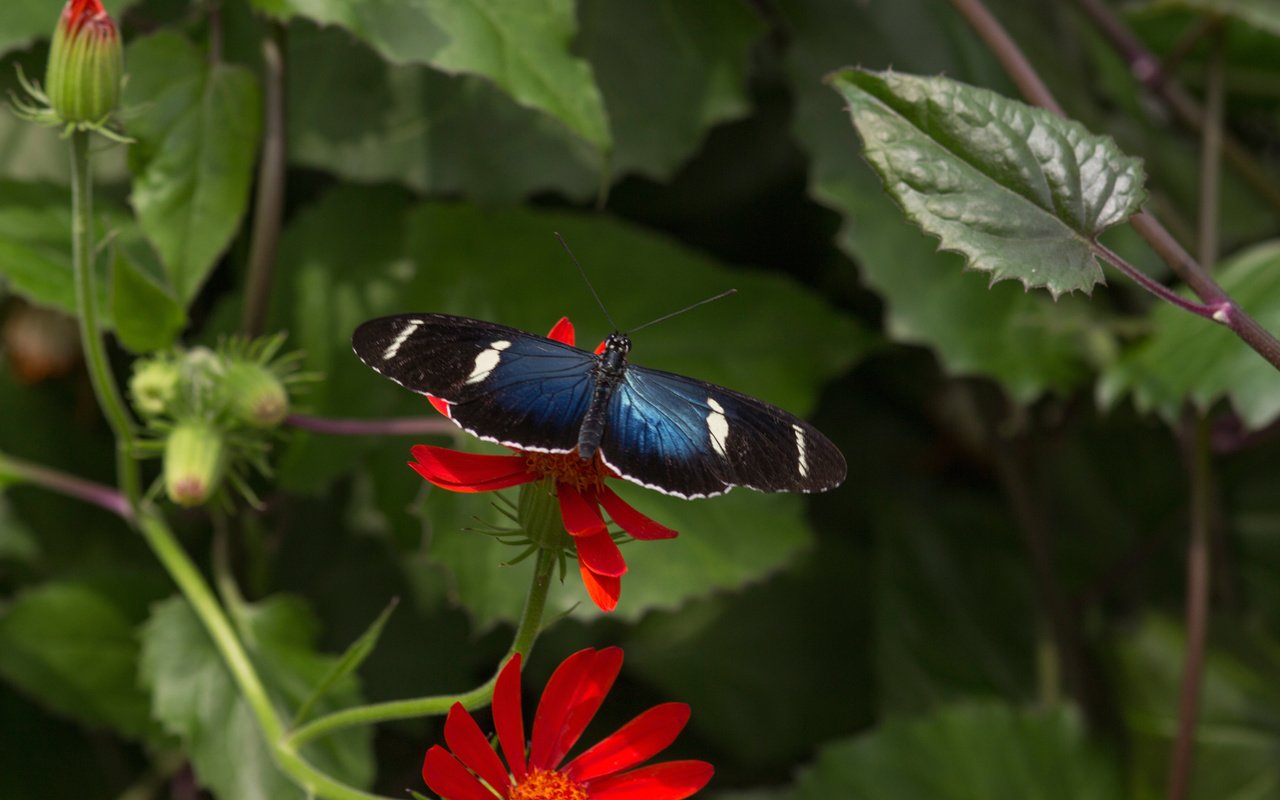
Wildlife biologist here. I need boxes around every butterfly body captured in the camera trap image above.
[352,313,845,499]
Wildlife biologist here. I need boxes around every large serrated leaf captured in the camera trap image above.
[1099,242,1280,430]
[829,69,1147,298]
[139,595,374,800]
[124,33,262,306]
[255,0,609,153]
[782,0,1099,400]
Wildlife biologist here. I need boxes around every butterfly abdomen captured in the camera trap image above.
[577,333,631,460]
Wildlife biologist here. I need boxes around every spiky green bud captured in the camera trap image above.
[164,421,227,507]
[223,360,289,428]
[129,357,181,417]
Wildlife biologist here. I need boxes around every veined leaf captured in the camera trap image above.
[111,249,186,353]
[829,69,1147,298]
[125,33,262,306]
[139,595,373,800]
[251,0,609,153]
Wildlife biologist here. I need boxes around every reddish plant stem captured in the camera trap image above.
[945,0,1280,372]
[241,22,287,337]
[0,452,133,522]
[285,413,456,437]
[1066,0,1280,216]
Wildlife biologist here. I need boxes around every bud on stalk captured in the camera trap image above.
[45,0,123,125]
[164,421,227,507]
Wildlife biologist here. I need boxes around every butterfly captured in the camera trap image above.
[352,313,846,499]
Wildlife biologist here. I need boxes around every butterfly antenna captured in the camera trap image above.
[628,288,737,335]
[555,232,619,331]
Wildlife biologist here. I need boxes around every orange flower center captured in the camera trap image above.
[524,450,613,494]
[510,768,589,800]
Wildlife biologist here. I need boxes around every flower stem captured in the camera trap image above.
[0,450,133,521]
[70,129,142,509]
[284,545,557,749]
[70,129,384,800]
[240,21,287,337]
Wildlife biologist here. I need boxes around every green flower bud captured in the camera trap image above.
[164,421,227,507]
[129,357,181,417]
[223,360,289,428]
[45,0,123,125]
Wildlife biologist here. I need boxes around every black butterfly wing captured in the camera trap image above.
[351,313,596,453]
[599,365,847,499]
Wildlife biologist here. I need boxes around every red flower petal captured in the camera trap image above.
[493,654,528,782]
[443,703,512,798]
[530,648,623,770]
[422,745,502,800]
[557,483,608,536]
[565,703,691,783]
[579,562,621,612]
[427,394,452,417]
[546,317,575,345]
[594,340,607,355]
[598,487,678,540]
[574,530,627,578]
[409,445,534,492]
[585,760,715,800]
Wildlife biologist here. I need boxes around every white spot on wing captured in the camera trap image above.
[465,340,511,384]
[793,423,809,478]
[706,397,729,458]
[382,319,423,360]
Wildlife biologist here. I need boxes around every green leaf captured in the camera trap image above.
[578,0,762,179]
[1099,241,1280,430]
[110,248,186,353]
[828,68,1147,298]
[781,0,1099,400]
[793,703,1122,800]
[1114,617,1280,799]
[1148,0,1280,36]
[124,32,262,305]
[0,180,146,322]
[287,24,599,203]
[139,595,374,800]
[0,580,157,739]
[255,0,609,153]
[293,597,398,726]
[0,0,139,57]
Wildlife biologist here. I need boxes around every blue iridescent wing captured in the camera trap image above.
[599,366,847,499]
[352,313,595,453]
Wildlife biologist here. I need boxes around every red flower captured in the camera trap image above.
[409,318,677,612]
[423,648,713,800]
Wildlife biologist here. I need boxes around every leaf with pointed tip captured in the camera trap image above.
[249,0,609,153]
[293,597,398,726]
[124,33,261,306]
[1099,241,1280,430]
[829,69,1147,298]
